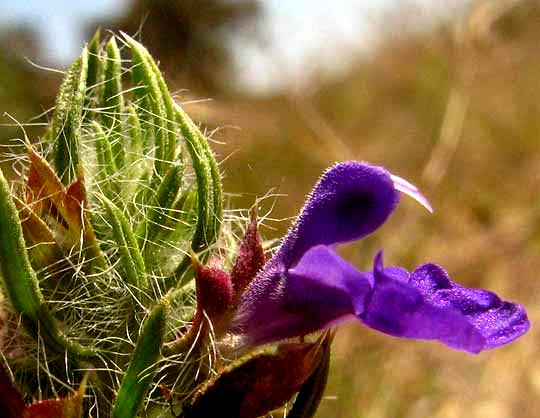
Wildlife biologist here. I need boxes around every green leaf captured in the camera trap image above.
[92,121,119,200]
[126,103,143,158]
[0,168,97,359]
[136,163,183,253]
[83,28,101,119]
[122,34,222,288]
[134,37,181,166]
[167,102,223,287]
[52,47,88,184]
[125,34,169,177]
[130,81,155,160]
[157,185,198,243]
[120,104,147,209]
[174,103,222,255]
[101,195,147,295]
[112,303,167,418]
[100,36,125,168]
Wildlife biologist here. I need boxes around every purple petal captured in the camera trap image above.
[233,245,372,345]
[276,162,399,268]
[409,263,530,350]
[361,253,529,353]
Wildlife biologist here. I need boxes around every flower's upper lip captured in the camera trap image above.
[273,161,401,268]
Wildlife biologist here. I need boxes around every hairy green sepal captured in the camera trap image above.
[52,47,88,184]
[112,303,167,418]
[0,169,97,359]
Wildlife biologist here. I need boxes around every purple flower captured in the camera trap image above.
[232,162,529,353]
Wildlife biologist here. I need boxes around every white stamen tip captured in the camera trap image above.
[390,174,434,213]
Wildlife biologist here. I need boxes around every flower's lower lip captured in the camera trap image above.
[390,174,434,213]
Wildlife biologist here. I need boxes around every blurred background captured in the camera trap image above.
[1,0,539,416]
